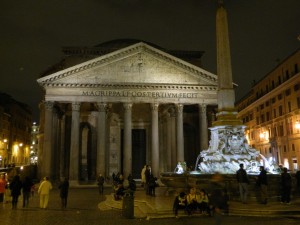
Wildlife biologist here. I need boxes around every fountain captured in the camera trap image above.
[160,1,282,201]
[194,126,280,175]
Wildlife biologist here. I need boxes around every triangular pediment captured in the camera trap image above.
[37,42,217,88]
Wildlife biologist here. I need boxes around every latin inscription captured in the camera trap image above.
[82,90,198,98]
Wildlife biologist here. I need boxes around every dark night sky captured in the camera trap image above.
[0,0,299,121]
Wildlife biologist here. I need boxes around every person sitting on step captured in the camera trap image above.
[186,187,198,215]
[173,191,187,218]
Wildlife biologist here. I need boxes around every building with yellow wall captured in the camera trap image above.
[0,92,32,167]
[236,48,300,171]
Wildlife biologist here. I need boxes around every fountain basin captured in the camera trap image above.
[160,172,286,202]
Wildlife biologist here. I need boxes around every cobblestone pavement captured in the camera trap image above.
[0,187,297,225]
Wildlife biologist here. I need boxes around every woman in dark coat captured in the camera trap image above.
[10,175,22,209]
[281,167,292,204]
[58,178,69,209]
[22,176,33,207]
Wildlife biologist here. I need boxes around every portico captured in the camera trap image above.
[37,41,218,183]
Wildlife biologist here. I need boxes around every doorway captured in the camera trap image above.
[121,129,146,179]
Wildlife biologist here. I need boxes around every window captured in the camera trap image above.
[260,104,264,110]
[272,97,276,104]
[278,94,282,100]
[272,81,275,89]
[295,64,298,74]
[266,112,270,121]
[261,114,265,123]
[287,120,293,135]
[273,109,277,118]
[279,105,283,116]
[285,89,291,96]
[265,101,269,107]
[278,76,281,85]
[278,124,284,136]
[292,144,295,151]
[293,158,298,170]
[288,102,291,112]
[284,145,287,152]
[285,70,289,80]
[294,83,299,91]
[251,131,255,140]
[256,117,260,124]
[297,97,300,109]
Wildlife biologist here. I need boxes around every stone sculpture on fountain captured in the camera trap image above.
[195,125,279,174]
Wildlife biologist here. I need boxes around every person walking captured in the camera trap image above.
[295,170,300,196]
[256,166,268,204]
[280,167,292,204]
[97,174,105,195]
[209,188,229,225]
[38,176,53,209]
[58,177,69,209]
[148,174,157,196]
[140,165,147,188]
[22,176,33,208]
[144,165,151,195]
[236,163,249,204]
[9,175,22,209]
[0,173,7,203]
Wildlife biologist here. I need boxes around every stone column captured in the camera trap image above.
[199,104,208,150]
[52,108,60,180]
[81,126,89,180]
[59,114,66,179]
[151,103,159,177]
[69,102,81,182]
[96,103,107,176]
[123,103,132,179]
[167,106,176,171]
[41,101,54,179]
[176,104,184,162]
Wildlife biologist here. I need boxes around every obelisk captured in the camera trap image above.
[195,0,262,174]
[213,0,242,126]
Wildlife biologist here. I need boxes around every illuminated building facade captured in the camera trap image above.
[37,39,218,182]
[236,49,300,171]
[30,122,39,164]
[0,92,32,167]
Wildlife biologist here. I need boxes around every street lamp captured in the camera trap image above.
[295,120,300,130]
[259,132,265,139]
[259,131,269,141]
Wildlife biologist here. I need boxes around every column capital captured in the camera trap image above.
[168,106,176,117]
[150,103,159,111]
[176,104,184,114]
[123,103,133,111]
[96,102,107,112]
[44,101,54,111]
[72,102,81,111]
[199,104,207,113]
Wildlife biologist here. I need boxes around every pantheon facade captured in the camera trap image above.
[37,39,218,183]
